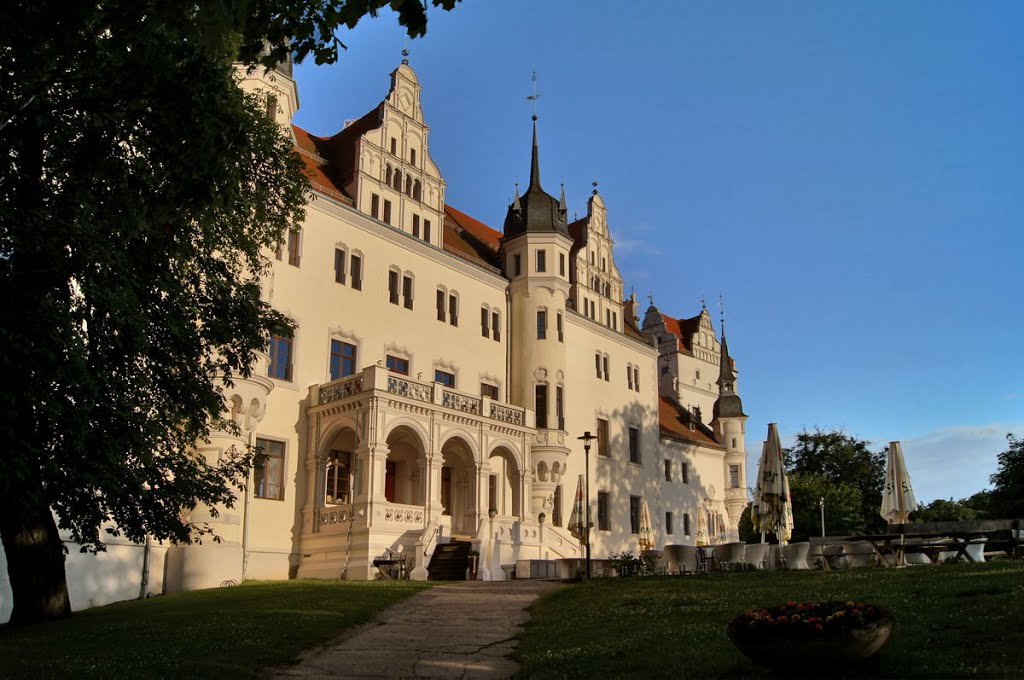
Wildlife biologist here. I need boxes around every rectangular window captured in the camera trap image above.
[268,335,293,381]
[334,248,346,284]
[329,340,356,381]
[681,462,689,484]
[481,382,499,400]
[386,355,409,375]
[383,199,392,225]
[448,294,458,326]
[630,496,640,534]
[266,95,278,121]
[613,311,618,329]
[536,249,546,272]
[434,370,455,387]
[254,438,285,500]
[412,214,420,238]
[556,385,565,430]
[537,309,547,340]
[371,194,380,219]
[627,365,634,390]
[390,137,397,155]
[597,491,610,531]
[492,311,500,341]
[410,148,417,166]
[597,418,609,457]
[666,511,674,535]
[535,384,548,429]
[287,229,301,267]
[388,270,399,305]
[424,219,431,243]
[664,459,672,482]
[350,254,362,290]
[603,355,609,381]
[606,309,610,327]
[684,513,691,536]
[488,474,497,512]
[729,464,741,488]
[402,274,413,309]
[556,313,563,342]
[513,254,522,276]
[436,290,446,322]
[553,484,563,527]
[595,352,601,379]
[633,366,639,392]
[629,426,640,464]
[559,252,565,276]
[481,308,489,337]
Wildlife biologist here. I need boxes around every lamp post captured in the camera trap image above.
[819,496,826,538]
[577,431,597,579]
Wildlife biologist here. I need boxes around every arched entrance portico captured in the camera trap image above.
[487,446,523,519]
[385,425,425,506]
[440,435,477,536]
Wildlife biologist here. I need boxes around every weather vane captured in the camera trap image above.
[719,294,726,326]
[647,291,654,307]
[592,179,599,195]
[402,36,409,65]
[527,70,541,120]
[700,294,707,310]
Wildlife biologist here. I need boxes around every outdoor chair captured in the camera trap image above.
[823,544,846,569]
[781,541,810,569]
[744,543,768,569]
[662,545,684,574]
[718,542,747,568]
[842,541,877,568]
[677,545,702,573]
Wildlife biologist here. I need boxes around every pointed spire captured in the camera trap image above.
[511,182,522,213]
[558,182,567,215]
[717,318,737,392]
[529,118,541,189]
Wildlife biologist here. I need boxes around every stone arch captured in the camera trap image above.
[382,417,429,452]
[384,423,426,505]
[321,424,358,506]
[487,445,523,518]
[438,428,480,462]
[439,434,478,535]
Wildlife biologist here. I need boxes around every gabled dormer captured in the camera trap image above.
[569,188,625,332]
[347,63,446,247]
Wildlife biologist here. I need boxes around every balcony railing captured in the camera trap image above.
[315,366,528,427]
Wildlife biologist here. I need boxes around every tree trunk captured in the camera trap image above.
[0,488,72,624]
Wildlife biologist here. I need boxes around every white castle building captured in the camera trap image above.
[1,60,749,616]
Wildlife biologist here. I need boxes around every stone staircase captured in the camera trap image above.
[427,540,472,581]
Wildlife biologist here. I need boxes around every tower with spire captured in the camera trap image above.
[711,318,749,533]
[500,110,574,519]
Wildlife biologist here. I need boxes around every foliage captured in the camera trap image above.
[960,489,993,518]
[988,434,1024,518]
[788,472,865,541]
[608,551,657,576]
[0,0,462,623]
[0,580,431,678]
[738,502,756,542]
[516,561,1024,678]
[786,429,886,535]
[911,498,979,523]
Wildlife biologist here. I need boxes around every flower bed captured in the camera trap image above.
[728,601,894,667]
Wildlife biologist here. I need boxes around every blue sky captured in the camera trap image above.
[292,1,1023,503]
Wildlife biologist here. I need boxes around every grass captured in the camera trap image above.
[0,579,431,678]
[515,560,1024,678]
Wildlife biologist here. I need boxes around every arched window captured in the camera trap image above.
[393,169,402,190]
[385,164,392,185]
[405,175,412,195]
[413,180,422,201]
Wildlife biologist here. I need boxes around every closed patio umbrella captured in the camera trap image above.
[639,497,655,551]
[881,441,918,524]
[568,474,586,546]
[751,423,792,543]
[696,505,710,546]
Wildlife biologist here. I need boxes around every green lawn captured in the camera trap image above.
[516,560,1024,678]
[0,579,431,678]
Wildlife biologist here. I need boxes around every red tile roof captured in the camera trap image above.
[292,126,352,205]
[659,397,723,449]
[659,312,701,354]
[443,205,503,271]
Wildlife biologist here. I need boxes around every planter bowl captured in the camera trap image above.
[728,607,893,668]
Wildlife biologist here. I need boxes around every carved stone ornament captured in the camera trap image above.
[533,367,547,381]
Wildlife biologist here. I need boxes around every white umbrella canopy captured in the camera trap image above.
[751,423,792,542]
[568,475,586,545]
[881,441,919,524]
[696,506,710,546]
[639,497,655,551]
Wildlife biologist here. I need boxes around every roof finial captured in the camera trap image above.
[592,179,599,195]
[719,293,726,331]
[700,294,707,310]
[647,291,655,307]
[402,36,409,65]
[527,70,541,121]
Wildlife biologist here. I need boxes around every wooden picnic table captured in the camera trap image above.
[846,519,1022,567]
